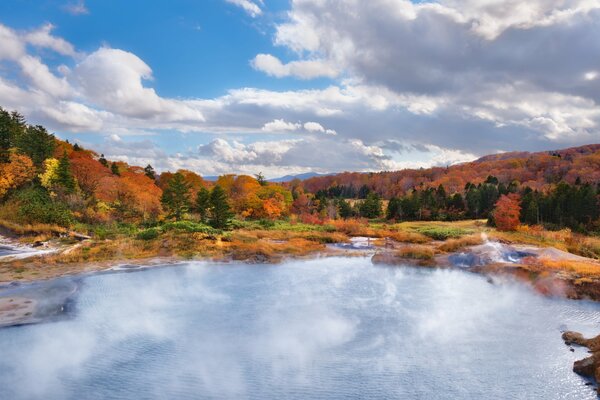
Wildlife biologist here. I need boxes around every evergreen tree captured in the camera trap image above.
[144,164,156,180]
[255,172,267,186]
[337,198,353,219]
[56,151,76,193]
[161,173,190,220]
[15,124,55,166]
[98,154,108,167]
[111,162,120,176]
[387,197,401,220]
[359,192,382,218]
[73,143,82,151]
[195,187,211,223]
[209,185,233,229]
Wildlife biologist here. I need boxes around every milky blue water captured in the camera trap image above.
[1,256,599,399]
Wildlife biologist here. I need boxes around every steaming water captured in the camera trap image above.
[1,257,600,399]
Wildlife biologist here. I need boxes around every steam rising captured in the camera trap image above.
[0,258,599,399]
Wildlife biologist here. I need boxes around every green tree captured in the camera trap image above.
[359,192,382,219]
[15,124,55,166]
[98,154,108,168]
[111,162,120,176]
[161,172,190,220]
[337,198,353,219]
[195,187,211,223]
[386,197,401,220]
[255,172,267,186]
[144,164,156,180]
[56,151,76,193]
[209,185,233,229]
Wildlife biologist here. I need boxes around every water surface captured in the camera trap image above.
[0,257,599,399]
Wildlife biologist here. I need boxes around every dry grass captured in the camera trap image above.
[438,234,484,253]
[532,257,600,278]
[0,219,67,236]
[396,245,435,260]
[490,225,600,259]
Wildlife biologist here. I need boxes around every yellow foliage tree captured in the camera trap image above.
[39,158,59,189]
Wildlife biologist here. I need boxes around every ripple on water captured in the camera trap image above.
[0,257,599,399]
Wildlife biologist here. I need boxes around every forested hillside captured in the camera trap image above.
[1,107,599,235]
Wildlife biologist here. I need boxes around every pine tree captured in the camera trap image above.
[337,198,353,219]
[255,172,267,186]
[144,164,156,180]
[98,154,108,167]
[111,162,120,176]
[15,125,55,166]
[359,192,382,219]
[195,187,211,223]
[56,151,76,193]
[161,172,190,221]
[209,185,233,229]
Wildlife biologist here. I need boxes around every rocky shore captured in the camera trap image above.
[563,331,600,395]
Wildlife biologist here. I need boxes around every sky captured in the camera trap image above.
[0,0,599,178]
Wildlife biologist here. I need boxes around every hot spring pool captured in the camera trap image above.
[0,256,599,399]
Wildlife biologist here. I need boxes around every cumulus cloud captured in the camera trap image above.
[225,0,263,17]
[1,0,599,178]
[251,54,339,79]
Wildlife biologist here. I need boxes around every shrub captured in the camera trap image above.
[16,186,72,227]
[137,227,162,241]
[162,220,219,235]
[396,245,435,260]
[415,226,470,241]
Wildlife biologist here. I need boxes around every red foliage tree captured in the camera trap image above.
[493,194,521,231]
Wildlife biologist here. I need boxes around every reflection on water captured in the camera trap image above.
[0,257,599,399]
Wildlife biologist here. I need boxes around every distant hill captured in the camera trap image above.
[299,144,600,198]
[269,172,329,183]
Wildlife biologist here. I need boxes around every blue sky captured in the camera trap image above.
[0,0,598,177]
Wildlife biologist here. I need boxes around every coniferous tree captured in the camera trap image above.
[255,172,267,186]
[359,192,382,218]
[144,164,156,180]
[161,172,190,220]
[98,154,108,167]
[56,151,76,193]
[209,185,233,229]
[15,125,55,166]
[111,162,120,176]
[195,187,211,223]
[337,198,353,219]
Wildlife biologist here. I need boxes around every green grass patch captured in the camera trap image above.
[414,226,472,240]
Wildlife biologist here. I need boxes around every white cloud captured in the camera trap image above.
[63,0,89,16]
[225,0,263,17]
[24,24,78,57]
[251,54,339,79]
[262,119,301,132]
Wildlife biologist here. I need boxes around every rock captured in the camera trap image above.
[563,330,600,394]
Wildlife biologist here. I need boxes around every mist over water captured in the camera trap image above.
[1,257,599,399]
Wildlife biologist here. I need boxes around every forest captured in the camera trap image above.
[0,107,599,237]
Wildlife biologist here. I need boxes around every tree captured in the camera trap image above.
[144,164,156,181]
[195,187,211,222]
[161,172,190,220]
[15,125,56,166]
[0,153,35,198]
[209,185,233,229]
[492,194,521,231]
[359,192,382,219]
[337,198,353,219]
[56,151,76,193]
[98,154,108,167]
[255,172,267,186]
[111,162,120,176]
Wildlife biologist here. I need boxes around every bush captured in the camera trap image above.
[415,226,470,241]
[162,220,219,235]
[396,245,435,260]
[16,186,72,227]
[137,227,161,241]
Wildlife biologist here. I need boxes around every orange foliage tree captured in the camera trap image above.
[493,194,521,231]
[0,153,35,198]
